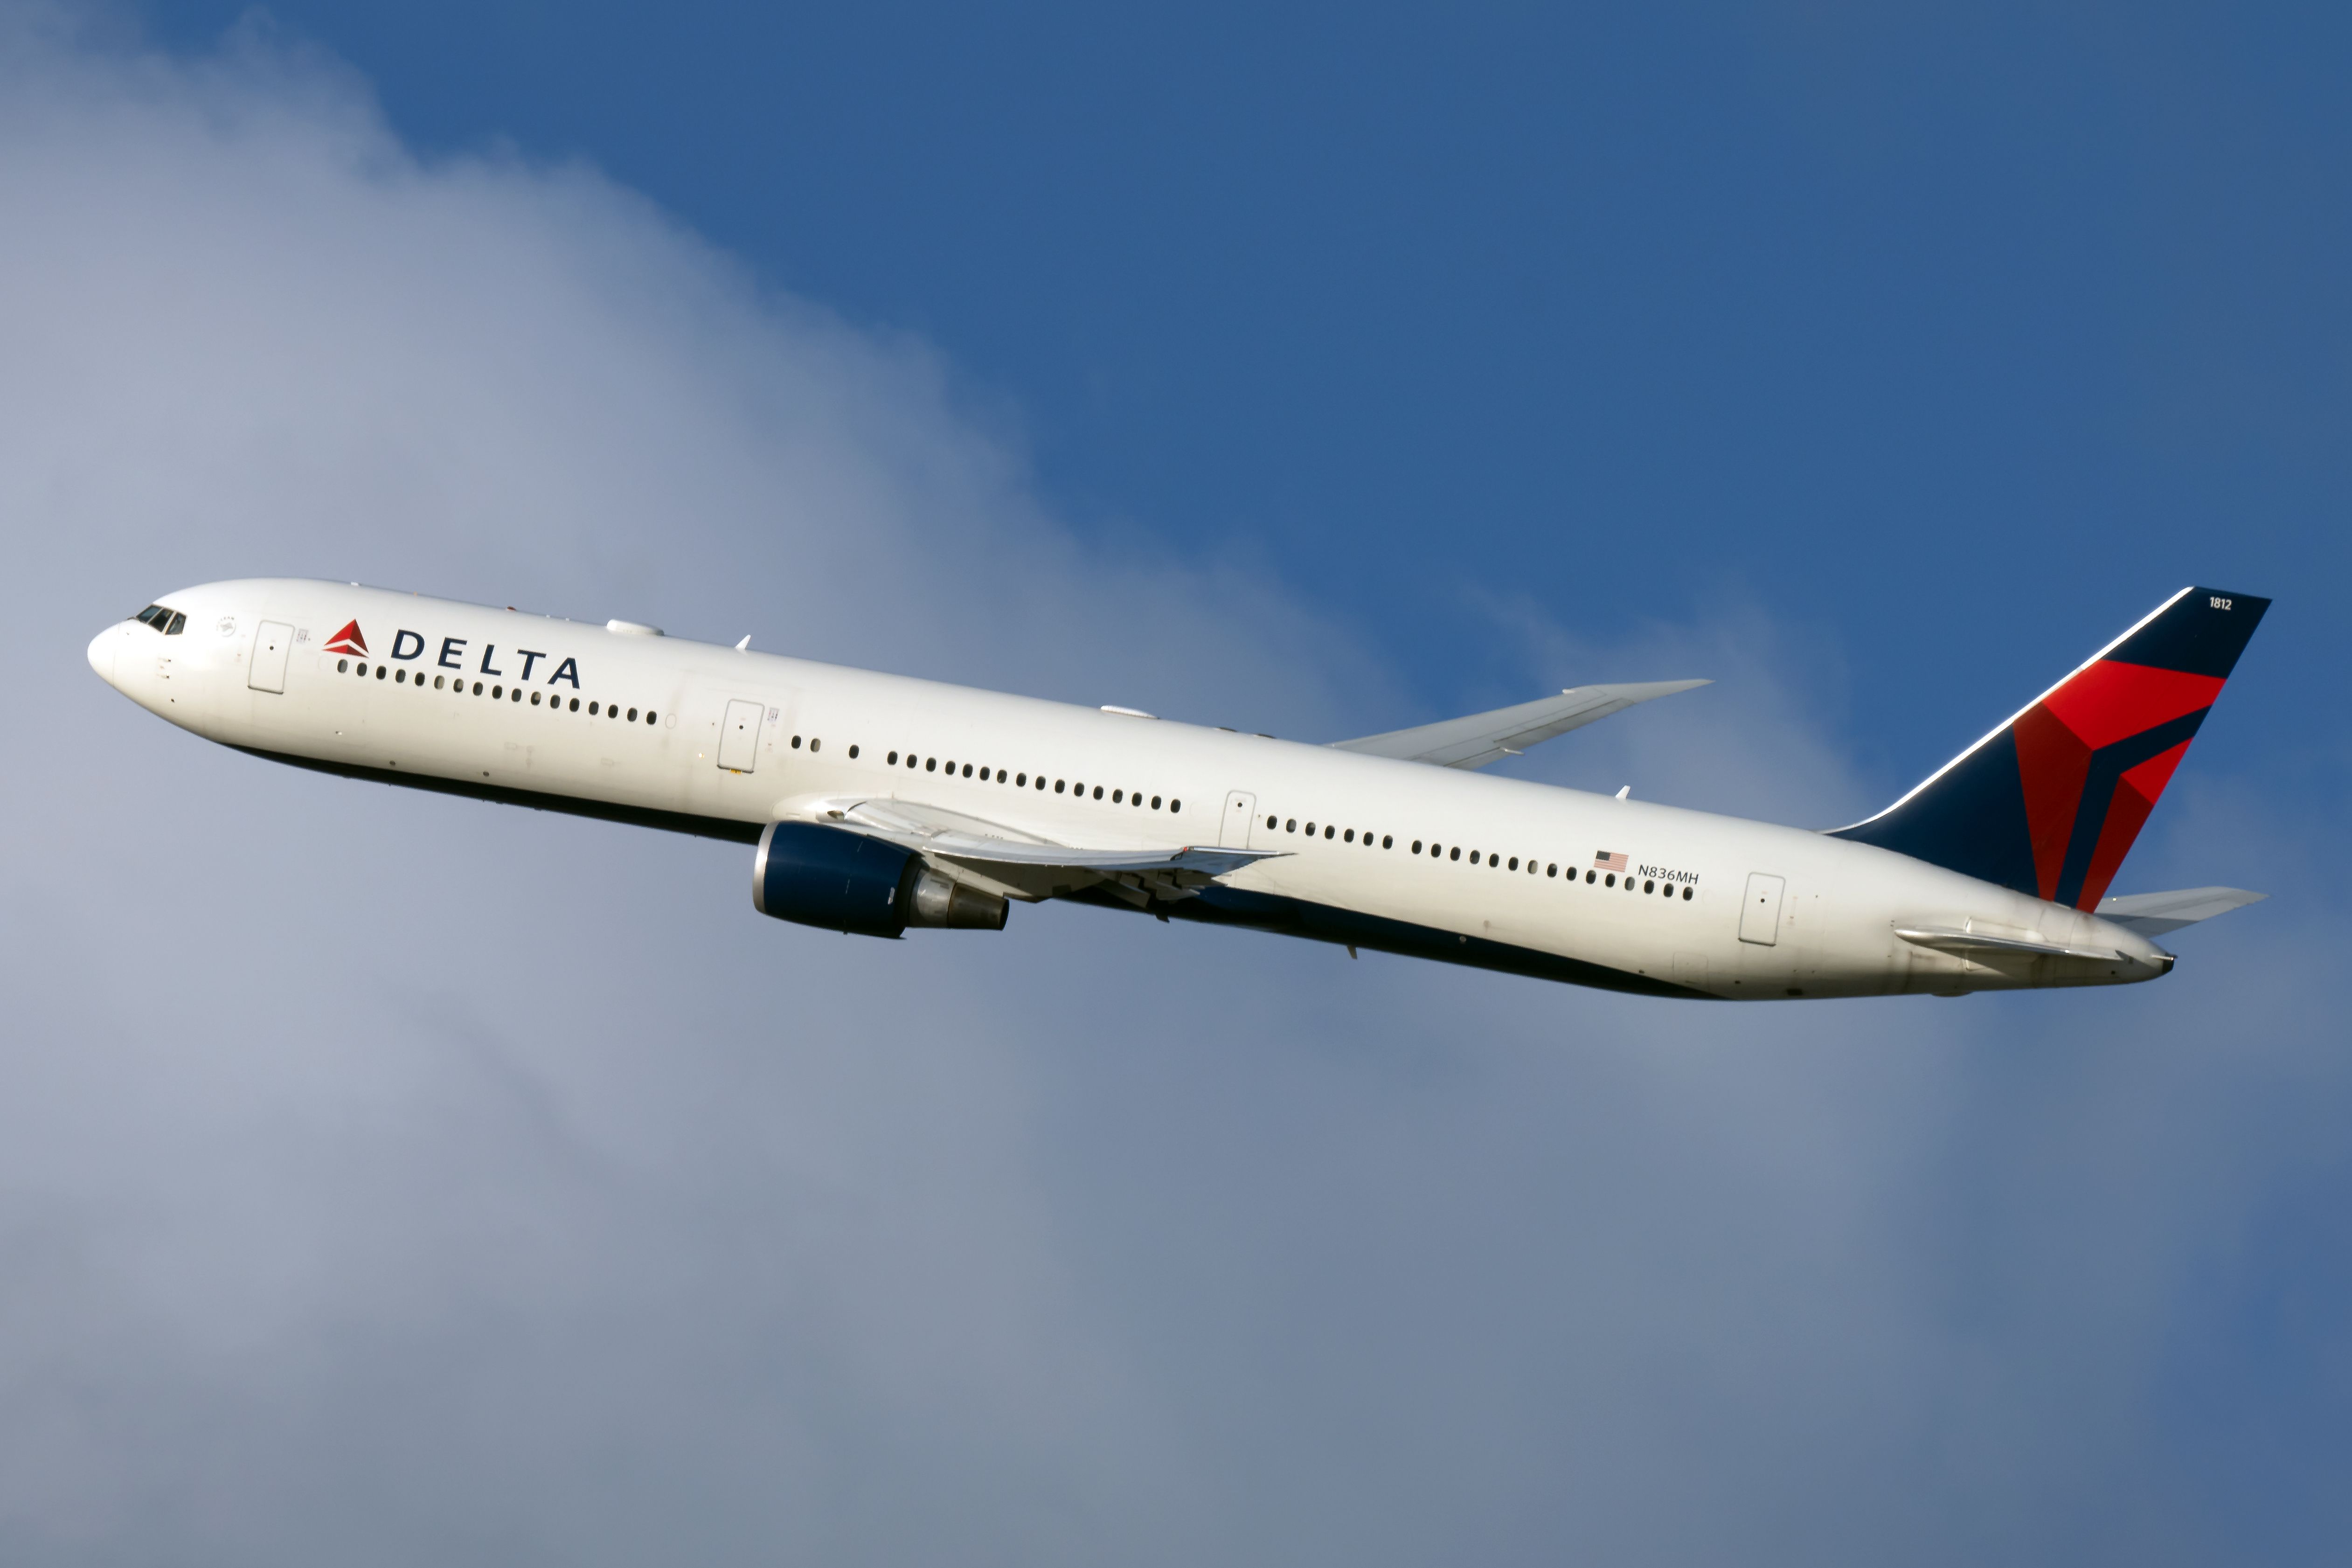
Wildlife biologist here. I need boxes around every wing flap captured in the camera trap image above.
[1330,680,1709,770]
[805,797,1282,902]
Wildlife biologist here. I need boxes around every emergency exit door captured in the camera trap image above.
[717,699,764,772]
[1219,791,1259,849]
[1738,872,1786,945]
[248,621,292,694]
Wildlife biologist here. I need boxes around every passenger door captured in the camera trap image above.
[717,699,764,773]
[247,621,292,694]
[1738,872,1786,945]
[1219,791,1258,849]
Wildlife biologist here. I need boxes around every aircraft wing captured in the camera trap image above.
[1328,680,1710,770]
[805,796,1283,907]
[2095,887,2267,937]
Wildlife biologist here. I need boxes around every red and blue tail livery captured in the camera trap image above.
[1830,587,2269,910]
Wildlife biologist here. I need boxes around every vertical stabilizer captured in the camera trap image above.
[1829,587,2268,909]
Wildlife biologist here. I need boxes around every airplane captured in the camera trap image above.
[89,581,2268,999]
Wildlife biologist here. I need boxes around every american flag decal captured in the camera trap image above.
[1593,850,1628,872]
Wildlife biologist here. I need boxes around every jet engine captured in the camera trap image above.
[753,820,1008,937]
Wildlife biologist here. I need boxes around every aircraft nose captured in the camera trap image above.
[87,624,119,687]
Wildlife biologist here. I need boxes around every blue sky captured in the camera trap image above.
[149,0,2352,777]
[2,4,2347,1563]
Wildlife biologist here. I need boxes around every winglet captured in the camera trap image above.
[1330,679,1709,770]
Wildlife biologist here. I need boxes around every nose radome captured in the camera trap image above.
[87,624,119,687]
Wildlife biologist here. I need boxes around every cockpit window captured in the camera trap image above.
[130,604,187,634]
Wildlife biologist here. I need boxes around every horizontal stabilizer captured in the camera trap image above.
[2096,886,2266,937]
[1894,926,2123,962]
[1330,680,1709,770]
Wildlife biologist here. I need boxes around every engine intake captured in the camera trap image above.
[753,820,1008,937]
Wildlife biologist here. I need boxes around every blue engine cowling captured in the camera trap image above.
[753,820,1009,937]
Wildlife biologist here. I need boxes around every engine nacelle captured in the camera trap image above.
[753,820,1009,937]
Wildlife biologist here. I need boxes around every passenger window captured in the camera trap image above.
[491,684,501,698]
[1644,879,1654,894]
[1507,856,1518,870]
[590,701,599,714]
[513,688,524,702]
[1170,799,1180,813]
[1152,796,1162,810]
[1286,819,1297,833]
[568,697,578,710]
[810,739,820,752]
[1092,785,1103,799]
[1381,836,1392,849]
[1055,780,1066,793]
[848,744,858,757]
[1343,829,1354,843]
[1547,863,1557,877]
[1682,886,1693,901]
[1268,815,1278,830]
[1016,772,1026,785]
[529,689,539,704]
[1113,788,1123,803]
[337,659,348,673]
[889,751,899,764]
[1323,825,1333,839]
[434,675,444,689]
[1585,870,1596,884]
[1605,873,1616,887]
[376,666,387,680]
[964,764,973,778]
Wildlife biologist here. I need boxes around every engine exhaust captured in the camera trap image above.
[902,865,1009,930]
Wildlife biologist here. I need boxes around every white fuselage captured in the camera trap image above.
[89,580,2175,999]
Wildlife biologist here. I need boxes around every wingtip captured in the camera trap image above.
[1562,678,1712,698]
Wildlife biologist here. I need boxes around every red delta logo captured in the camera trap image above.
[322,620,368,657]
[2014,659,2224,911]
